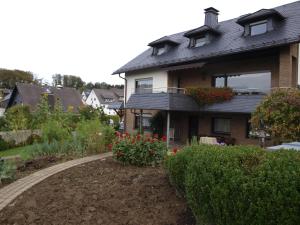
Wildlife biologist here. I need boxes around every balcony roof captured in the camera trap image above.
[125,93,265,113]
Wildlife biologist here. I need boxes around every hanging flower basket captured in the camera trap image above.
[186,87,234,105]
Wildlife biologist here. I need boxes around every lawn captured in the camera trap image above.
[0,145,33,159]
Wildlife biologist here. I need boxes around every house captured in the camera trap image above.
[81,90,91,102]
[85,88,124,115]
[7,83,84,112]
[0,91,11,116]
[113,1,300,146]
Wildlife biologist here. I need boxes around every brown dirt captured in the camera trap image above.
[0,157,196,225]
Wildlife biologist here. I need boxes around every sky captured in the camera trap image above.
[0,0,296,85]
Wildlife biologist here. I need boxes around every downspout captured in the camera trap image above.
[118,73,127,132]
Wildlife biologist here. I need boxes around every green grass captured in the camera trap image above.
[0,145,33,159]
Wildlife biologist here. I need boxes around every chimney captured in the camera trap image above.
[204,7,219,27]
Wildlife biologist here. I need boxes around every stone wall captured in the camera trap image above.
[0,130,41,145]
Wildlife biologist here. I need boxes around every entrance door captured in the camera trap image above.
[188,116,199,141]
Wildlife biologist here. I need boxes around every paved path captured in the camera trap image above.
[0,152,112,211]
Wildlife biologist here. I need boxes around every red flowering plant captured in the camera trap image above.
[112,132,168,166]
[186,87,234,106]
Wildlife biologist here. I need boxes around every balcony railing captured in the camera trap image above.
[133,87,186,94]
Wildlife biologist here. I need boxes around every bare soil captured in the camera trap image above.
[0,157,196,225]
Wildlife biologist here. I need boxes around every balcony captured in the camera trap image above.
[126,87,265,113]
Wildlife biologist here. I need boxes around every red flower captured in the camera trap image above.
[161,136,167,142]
[115,131,121,137]
[136,134,141,141]
[107,143,113,151]
[153,134,159,138]
[172,148,178,154]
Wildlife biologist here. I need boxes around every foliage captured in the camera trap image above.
[5,105,32,130]
[251,88,300,143]
[0,135,11,151]
[0,69,35,89]
[79,105,104,121]
[41,120,71,143]
[0,158,16,183]
[186,87,234,105]
[165,144,300,225]
[0,117,9,131]
[31,94,51,128]
[75,120,115,154]
[150,111,165,137]
[112,132,167,166]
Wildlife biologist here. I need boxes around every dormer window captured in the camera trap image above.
[148,36,180,56]
[236,9,284,37]
[250,20,267,36]
[155,47,166,56]
[194,36,207,47]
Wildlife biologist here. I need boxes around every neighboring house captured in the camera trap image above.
[81,90,91,102]
[0,92,11,116]
[85,88,124,115]
[113,1,300,146]
[7,83,84,112]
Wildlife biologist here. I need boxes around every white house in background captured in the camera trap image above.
[0,90,12,117]
[81,90,91,102]
[85,88,124,115]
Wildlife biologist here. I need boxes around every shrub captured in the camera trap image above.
[75,119,115,154]
[5,105,32,130]
[186,87,234,105]
[0,158,16,184]
[251,88,300,143]
[165,145,300,225]
[112,133,167,166]
[41,120,71,143]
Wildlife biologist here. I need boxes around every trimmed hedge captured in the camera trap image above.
[165,145,300,225]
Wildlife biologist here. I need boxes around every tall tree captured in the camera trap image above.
[62,75,85,89]
[0,69,35,89]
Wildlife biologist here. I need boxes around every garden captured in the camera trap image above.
[0,94,115,187]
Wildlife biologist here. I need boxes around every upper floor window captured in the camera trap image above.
[135,78,153,94]
[250,20,267,36]
[214,72,271,94]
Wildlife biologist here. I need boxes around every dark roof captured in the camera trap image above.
[184,25,221,38]
[93,89,115,100]
[148,36,180,47]
[236,9,284,25]
[7,83,83,112]
[126,93,203,112]
[113,1,300,74]
[200,95,264,113]
[111,88,124,97]
[125,93,264,113]
[107,101,124,110]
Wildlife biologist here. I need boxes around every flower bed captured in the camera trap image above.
[112,132,167,166]
[186,87,234,105]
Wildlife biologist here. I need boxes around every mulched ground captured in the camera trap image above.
[0,157,196,225]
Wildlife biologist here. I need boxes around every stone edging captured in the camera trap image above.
[0,152,112,211]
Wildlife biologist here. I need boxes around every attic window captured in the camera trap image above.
[104,98,113,103]
[194,37,206,47]
[153,46,166,56]
[250,20,267,36]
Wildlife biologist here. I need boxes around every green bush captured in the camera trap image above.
[41,120,71,143]
[112,133,167,166]
[5,105,32,130]
[0,158,16,184]
[165,145,300,225]
[75,120,115,154]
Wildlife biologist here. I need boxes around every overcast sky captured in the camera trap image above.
[0,0,296,85]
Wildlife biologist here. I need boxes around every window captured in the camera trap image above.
[250,21,267,36]
[156,47,166,55]
[135,78,153,94]
[104,98,113,103]
[214,72,271,93]
[194,37,206,47]
[134,114,152,130]
[212,118,231,134]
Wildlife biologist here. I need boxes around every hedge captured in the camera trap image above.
[165,145,300,225]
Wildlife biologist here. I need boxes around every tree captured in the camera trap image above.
[0,69,35,89]
[5,105,32,130]
[63,75,85,89]
[251,88,300,143]
[32,94,51,128]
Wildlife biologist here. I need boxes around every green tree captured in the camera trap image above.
[251,88,300,143]
[5,105,32,130]
[0,69,36,89]
[62,75,85,89]
[32,94,51,128]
